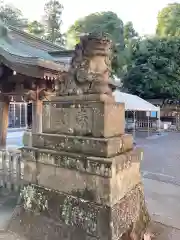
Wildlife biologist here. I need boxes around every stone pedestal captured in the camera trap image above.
[8,95,150,240]
[22,130,32,147]
[32,100,43,133]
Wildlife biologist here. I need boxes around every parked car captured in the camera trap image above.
[125,119,136,131]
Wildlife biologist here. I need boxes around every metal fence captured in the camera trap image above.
[136,120,158,130]
[0,149,24,192]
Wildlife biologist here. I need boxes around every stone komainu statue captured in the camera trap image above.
[56,33,117,96]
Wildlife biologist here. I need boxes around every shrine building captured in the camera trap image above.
[0,22,73,146]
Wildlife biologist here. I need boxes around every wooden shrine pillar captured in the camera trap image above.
[32,100,42,133]
[0,100,9,147]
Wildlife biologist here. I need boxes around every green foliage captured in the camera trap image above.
[123,4,180,99]
[156,3,180,37]
[66,11,125,49]
[66,12,139,77]
[0,1,65,45]
[123,21,138,42]
[123,37,180,99]
[28,20,45,37]
[0,3,28,28]
[43,0,64,45]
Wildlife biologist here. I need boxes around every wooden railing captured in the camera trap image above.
[0,149,24,192]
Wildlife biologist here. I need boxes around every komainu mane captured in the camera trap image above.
[56,33,117,96]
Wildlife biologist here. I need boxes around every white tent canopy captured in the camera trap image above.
[113,90,160,112]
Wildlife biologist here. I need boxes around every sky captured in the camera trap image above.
[4,0,180,35]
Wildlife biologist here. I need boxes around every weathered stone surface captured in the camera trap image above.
[22,147,142,177]
[22,147,112,178]
[8,187,110,240]
[112,183,150,240]
[111,161,141,206]
[42,100,125,138]
[8,33,149,240]
[32,133,133,157]
[23,160,37,184]
[56,34,116,97]
[49,93,116,103]
[22,147,142,206]
[8,183,149,240]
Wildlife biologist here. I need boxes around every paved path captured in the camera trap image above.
[143,178,180,229]
[135,132,180,238]
[138,132,180,185]
[149,222,180,240]
[6,130,24,148]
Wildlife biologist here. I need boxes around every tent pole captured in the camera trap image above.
[147,111,150,137]
[158,108,161,134]
[133,111,136,141]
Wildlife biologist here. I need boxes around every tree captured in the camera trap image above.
[123,21,138,42]
[0,3,28,28]
[28,20,45,37]
[43,0,64,45]
[122,37,180,99]
[66,11,126,78]
[156,3,180,37]
[66,11,124,49]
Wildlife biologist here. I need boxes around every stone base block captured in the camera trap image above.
[32,133,133,157]
[42,99,125,137]
[22,147,143,206]
[8,183,150,240]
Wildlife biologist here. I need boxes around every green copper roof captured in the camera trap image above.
[0,22,68,72]
[0,37,56,60]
